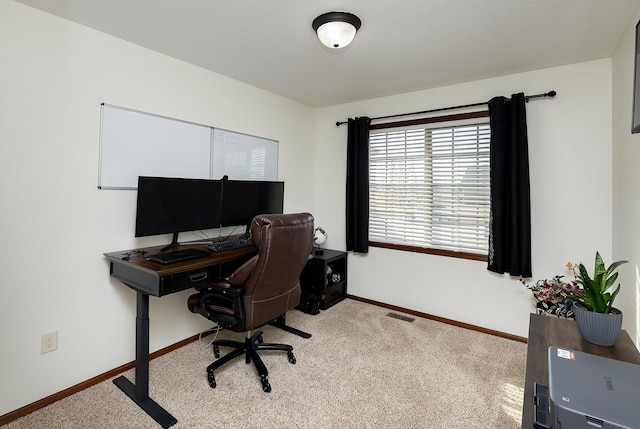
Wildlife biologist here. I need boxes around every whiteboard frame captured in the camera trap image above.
[98,104,278,189]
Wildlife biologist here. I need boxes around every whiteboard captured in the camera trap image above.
[212,129,278,181]
[98,104,278,189]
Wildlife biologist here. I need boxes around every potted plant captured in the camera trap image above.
[567,252,627,346]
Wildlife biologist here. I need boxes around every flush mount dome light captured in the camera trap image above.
[312,11,361,49]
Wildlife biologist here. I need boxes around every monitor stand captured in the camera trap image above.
[159,232,180,254]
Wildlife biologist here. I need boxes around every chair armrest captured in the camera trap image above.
[198,280,243,296]
[194,283,245,329]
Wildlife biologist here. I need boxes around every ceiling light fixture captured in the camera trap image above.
[312,12,361,49]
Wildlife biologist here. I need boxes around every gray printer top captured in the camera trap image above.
[548,346,640,428]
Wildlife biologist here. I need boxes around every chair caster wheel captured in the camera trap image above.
[288,351,296,364]
[207,371,217,388]
[261,377,271,392]
[257,335,264,343]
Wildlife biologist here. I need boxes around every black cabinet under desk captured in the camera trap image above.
[300,249,347,310]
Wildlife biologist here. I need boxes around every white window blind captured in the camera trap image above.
[369,119,490,254]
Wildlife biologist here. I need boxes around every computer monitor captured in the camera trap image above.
[135,176,223,251]
[220,180,284,231]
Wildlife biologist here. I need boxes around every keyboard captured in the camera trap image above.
[208,237,254,252]
[147,247,210,264]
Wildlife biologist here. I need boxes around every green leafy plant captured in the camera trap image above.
[567,252,627,314]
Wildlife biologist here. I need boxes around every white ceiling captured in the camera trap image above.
[15,0,640,107]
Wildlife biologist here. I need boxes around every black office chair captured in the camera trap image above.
[187,213,314,392]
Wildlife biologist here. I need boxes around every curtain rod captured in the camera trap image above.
[335,90,556,126]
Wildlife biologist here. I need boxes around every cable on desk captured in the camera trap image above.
[119,249,147,260]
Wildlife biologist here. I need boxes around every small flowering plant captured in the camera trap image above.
[520,268,583,318]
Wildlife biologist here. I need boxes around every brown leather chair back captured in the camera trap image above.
[230,213,314,329]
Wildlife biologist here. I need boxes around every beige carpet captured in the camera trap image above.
[5,299,526,428]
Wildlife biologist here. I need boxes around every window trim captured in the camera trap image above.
[369,110,489,130]
[369,240,488,262]
[368,110,490,262]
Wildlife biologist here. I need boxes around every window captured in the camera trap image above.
[368,112,490,260]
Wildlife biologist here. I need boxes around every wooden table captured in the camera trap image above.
[521,313,640,428]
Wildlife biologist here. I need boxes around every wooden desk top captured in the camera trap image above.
[521,313,640,428]
[104,242,256,277]
[105,242,257,296]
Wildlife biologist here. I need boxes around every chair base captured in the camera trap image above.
[205,330,296,392]
[269,314,312,338]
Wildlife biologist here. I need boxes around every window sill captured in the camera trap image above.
[369,241,488,262]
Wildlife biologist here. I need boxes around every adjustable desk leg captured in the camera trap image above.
[113,291,177,428]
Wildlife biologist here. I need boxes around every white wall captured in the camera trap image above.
[0,1,316,415]
[315,59,614,339]
[612,7,640,347]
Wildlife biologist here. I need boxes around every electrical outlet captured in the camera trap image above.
[41,331,58,354]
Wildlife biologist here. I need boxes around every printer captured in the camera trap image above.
[538,346,640,429]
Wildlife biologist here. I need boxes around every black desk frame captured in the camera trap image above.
[112,292,175,427]
[105,244,257,428]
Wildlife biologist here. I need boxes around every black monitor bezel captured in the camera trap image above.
[220,179,285,228]
[134,176,223,239]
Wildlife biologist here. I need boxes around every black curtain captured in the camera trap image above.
[346,116,371,253]
[487,93,532,277]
